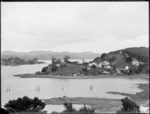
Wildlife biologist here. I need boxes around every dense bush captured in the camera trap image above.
[61,102,96,114]
[82,67,88,72]
[51,57,57,65]
[4,96,46,112]
[116,97,139,113]
[63,102,76,112]
[51,65,58,72]
[35,71,42,75]
[63,55,70,63]
[100,53,107,60]
[41,66,48,73]
[125,57,132,63]
[91,65,96,69]
[108,56,116,63]
[78,104,95,113]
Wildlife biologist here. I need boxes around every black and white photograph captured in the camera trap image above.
[1,1,149,114]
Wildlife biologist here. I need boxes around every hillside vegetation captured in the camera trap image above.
[36,47,149,76]
[93,47,149,66]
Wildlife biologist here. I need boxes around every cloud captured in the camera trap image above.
[1,2,149,52]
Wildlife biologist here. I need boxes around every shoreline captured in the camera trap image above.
[42,82,149,113]
[14,73,149,80]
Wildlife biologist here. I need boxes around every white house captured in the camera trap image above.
[132,59,139,66]
[56,64,61,67]
[98,63,102,68]
[88,63,97,67]
[104,65,111,69]
[87,67,91,70]
[60,59,65,63]
[101,61,110,66]
[125,65,129,70]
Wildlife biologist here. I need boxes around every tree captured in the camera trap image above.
[51,65,58,72]
[51,56,57,65]
[63,102,76,112]
[116,97,139,113]
[100,53,106,60]
[4,96,46,112]
[41,66,48,73]
[108,56,116,63]
[78,104,95,113]
[63,55,70,63]
[126,57,132,63]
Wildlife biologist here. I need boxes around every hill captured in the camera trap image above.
[92,47,149,73]
[1,51,100,60]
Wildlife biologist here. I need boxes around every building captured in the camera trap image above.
[88,63,97,67]
[132,59,139,66]
[125,65,129,70]
[101,61,110,66]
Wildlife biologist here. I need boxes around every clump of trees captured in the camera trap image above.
[116,97,139,113]
[60,102,95,114]
[100,53,107,61]
[108,56,116,63]
[51,65,59,72]
[63,55,70,63]
[78,104,95,113]
[62,102,76,112]
[4,96,46,113]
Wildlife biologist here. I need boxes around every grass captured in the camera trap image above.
[43,97,121,113]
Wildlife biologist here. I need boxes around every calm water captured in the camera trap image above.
[1,59,148,109]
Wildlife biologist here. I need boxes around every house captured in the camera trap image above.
[88,63,97,67]
[97,63,102,68]
[87,67,91,70]
[102,70,110,74]
[56,64,61,67]
[101,61,110,66]
[98,61,110,68]
[104,65,111,69]
[132,59,139,66]
[61,59,65,63]
[125,65,129,70]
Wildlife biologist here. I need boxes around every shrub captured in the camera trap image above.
[91,65,96,69]
[126,57,132,63]
[51,57,57,65]
[4,96,46,112]
[82,67,87,72]
[63,55,70,63]
[51,65,58,72]
[116,97,139,113]
[41,66,48,73]
[35,71,42,75]
[108,56,116,63]
[62,102,76,112]
[100,53,107,60]
[78,104,95,113]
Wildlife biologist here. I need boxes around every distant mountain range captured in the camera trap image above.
[1,51,100,60]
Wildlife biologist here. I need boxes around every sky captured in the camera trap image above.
[1,2,149,53]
